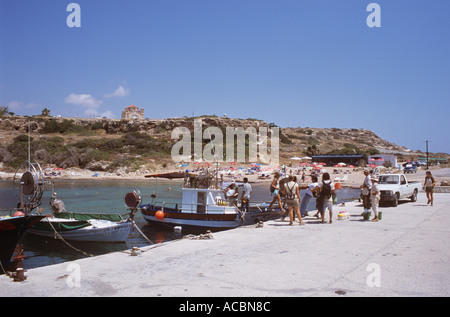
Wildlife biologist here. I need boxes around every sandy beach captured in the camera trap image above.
[2,164,448,190]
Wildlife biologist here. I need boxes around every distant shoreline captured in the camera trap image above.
[2,166,448,190]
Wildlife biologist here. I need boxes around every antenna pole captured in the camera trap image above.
[28,122,31,163]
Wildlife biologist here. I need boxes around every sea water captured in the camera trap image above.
[0,179,360,270]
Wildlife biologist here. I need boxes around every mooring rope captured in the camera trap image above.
[45,218,94,257]
[131,221,153,244]
[0,261,10,276]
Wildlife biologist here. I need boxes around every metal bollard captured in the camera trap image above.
[13,267,26,282]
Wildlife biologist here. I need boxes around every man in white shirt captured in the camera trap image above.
[240,177,252,212]
[300,175,318,217]
[370,177,380,221]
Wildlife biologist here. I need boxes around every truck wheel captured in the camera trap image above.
[392,193,399,207]
[410,189,418,202]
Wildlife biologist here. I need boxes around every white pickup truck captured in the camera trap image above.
[377,174,422,207]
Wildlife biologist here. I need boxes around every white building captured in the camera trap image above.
[121,105,144,120]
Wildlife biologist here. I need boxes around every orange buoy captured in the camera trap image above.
[155,210,165,220]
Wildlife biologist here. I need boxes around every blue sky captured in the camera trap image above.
[1,0,449,153]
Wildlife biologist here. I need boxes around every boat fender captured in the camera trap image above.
[155,210,165,220]
[14,211,25,217]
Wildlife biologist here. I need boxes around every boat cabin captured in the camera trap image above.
[181,188,236,214]
[144,171,238,215]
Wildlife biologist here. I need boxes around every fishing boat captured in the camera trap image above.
[1,162,46,267]
[28,212,133,242]
[140,171,282,231]
[0,214,45,266]
[28,189,137,243]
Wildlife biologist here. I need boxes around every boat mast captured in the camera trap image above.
[28,122,31,163]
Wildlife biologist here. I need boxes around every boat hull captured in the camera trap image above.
[28,221,132,242]
[0,215,45,265]
[242,209,282,226]
[141,207,242,231]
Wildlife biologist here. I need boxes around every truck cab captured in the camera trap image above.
[378,174,421,206]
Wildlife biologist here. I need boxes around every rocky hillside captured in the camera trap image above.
[0,115,269,135]
[0,115,422,172]
[280,126,411,157]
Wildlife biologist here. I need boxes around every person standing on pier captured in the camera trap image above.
[317,172,335,224]
[300,175,318,218]
[370,177,381,221]
[268,171,285,213]
[361,170,372,214]
[240,177,252,212]
[424,171,436,206]
[284,175,304,225]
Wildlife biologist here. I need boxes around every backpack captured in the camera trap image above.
[286,183,297,200]
[319,182,332,200]
[270,184,275,193]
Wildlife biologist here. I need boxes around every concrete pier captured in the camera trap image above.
[1,192,449,297]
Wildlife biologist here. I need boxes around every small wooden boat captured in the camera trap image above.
[28,212,132,243]
[28,188,137,243]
